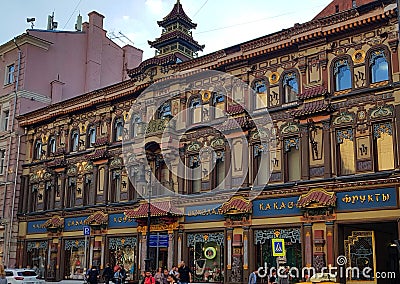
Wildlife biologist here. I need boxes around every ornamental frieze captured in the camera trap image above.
[42,215,64,231]
[84,211,108,227]
[369,105,394,119]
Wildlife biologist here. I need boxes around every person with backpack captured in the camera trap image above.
[144,271,155,284]
[114,267,123,284]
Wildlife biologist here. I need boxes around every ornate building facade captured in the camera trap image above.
[16,1,400,283]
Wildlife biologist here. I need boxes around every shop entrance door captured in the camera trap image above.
[345,231,376,284]
[149,233,169,271]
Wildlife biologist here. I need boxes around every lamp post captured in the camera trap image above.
[144,169,152,272]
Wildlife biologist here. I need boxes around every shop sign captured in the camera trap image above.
[253,196,301,217]
[27,220,47,234]
[272,239,286,257]
[108,213,138,228]
[336,187,397,212]
[184,204,224,223]
[64,216,89,231]
[149,234,169,248]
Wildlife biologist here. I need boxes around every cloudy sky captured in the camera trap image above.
[1,0,332,60]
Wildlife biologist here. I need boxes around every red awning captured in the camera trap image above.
[220,196,252,214]
[297,189,336,208]
[125,201,183,218]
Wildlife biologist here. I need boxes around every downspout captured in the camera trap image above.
[3,38,22,267]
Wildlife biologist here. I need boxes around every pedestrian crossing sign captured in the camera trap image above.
[272,239,285,256]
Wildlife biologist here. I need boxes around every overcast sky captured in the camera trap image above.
[1,0,332,60]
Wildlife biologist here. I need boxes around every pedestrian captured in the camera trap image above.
[177,261,192,284]
[166,274,177,284]
[120,265,127,284]
[277,266,290,284]
[139,271,146,284]
[155,268,163,284]
[114,267,123,284]
[248,269,258,284]
[268,269,277,284]
[102,263,114,284]
[169,266,179,279]
[162,269,169,284]
[144,271,155,284]
[87,266,100,284]
[0,265,7,284]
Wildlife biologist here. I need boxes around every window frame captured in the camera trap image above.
[281,71,299,104]
[158,102,172,119]
[283,136,301,182]
[212,92,225,119]
[189,96,203,125]
[0,149,5,175]
[251,78,269,110]
[335,127,356,176]
[48,136,56,155]
[33,140,43,160]
[332,56,353,92]
[372,120,395,172]
[2,109,9,131]
[367,47,391,86]
[70,129,80,152]
[4,64,15,85]
[87,125,97,148]
[114,117,124,142]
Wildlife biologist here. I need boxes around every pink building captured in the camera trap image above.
[0,11,142,267]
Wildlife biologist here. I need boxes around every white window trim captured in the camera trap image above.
[4,64,14,85]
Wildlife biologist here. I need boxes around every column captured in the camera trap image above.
[101,235,106,270]
[225,140,232,190]
[140,233,146,272]
[92,165,98,205]
[167,232,174,270]
[56,237,62,280]
[322,121,332,178]
[242,227,249,284]
[21,176,29,213]
[50,174,57,210]
[326,222,334,267]
[304,223,313,267]
[103,164,109,204]
[177,230,183,263]
[226,228,233,282]
[60,173,66,209]
[300,125,310,180]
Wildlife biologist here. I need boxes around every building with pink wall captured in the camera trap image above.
[0,11,142,267]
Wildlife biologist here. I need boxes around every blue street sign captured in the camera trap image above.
[83,226,90,236]
[149,234,169,248]
[272,239,285,257]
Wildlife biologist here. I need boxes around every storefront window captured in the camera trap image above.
[255,228,302,280]
[109,237,137,280]
[26,241,47,278]
[64,239,86,279]
[188,232,224,283]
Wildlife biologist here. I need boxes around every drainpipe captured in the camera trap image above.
[2,37,22,267]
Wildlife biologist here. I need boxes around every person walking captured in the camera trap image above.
[248,269,258,284]
[278,266,290,284]
[0,265,7,284]
[177,261,192,284]
[155,268,163,284]
[114,267,123,284]
[87,266,100,284]
[144,271,155,284]
[162,269,169,284]
[102,263,114,284]
[120,265,127,284]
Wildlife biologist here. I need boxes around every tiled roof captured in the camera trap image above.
[215,116,253,132]
[297,85,328,100]
[297,189,336,208]
[220,196,252,214]
[148,30,204,51]
[226,104,244,115]
[85,149,108,161]
[291,100,332,117]
[124,201,183,218]
[157,1,197,28]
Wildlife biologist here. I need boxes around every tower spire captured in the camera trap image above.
[148,0,204,61]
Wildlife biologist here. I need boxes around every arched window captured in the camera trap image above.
[48,137,56,154]
[283,73,298,103]
[159,102,172,119]
[370,50,389,83]
[190,97,202,124]
[284,137,301,181]
[34,140,42,160]
[253,79,268,109]
[213,93,225,118]
[114,118,124,142]
[131,116,142,138]
[373,122,394,171]
[213,150,225,189]
[87,126,96,148]
[189,155,201,194]
[334,59,352,91]
[70,130,79,152]
[336,128,355,175]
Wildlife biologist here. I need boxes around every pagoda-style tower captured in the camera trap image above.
[148,0,205,61]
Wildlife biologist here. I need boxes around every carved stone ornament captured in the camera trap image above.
[333,112,354,125]
[67,165,77,176]
[280,122,299,135]
[210,137,225,149]
[84,211,108,227]
[187,141,202,152]
[369,105,394,119]
[42,215,64,231]
[110,157,123,169]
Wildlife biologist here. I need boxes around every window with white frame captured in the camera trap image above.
[0,150,5,175]
[2,110,9,131]
[5,64,14,85]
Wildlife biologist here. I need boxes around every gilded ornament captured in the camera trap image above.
[269,72,280,84]
[352,50,366,64]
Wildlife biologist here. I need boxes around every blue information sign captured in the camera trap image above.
[149,234,169,248]
[83,226,90,236]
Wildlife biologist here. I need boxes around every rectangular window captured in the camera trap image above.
[5,64,14,85]
[0,150,5,175]
[284,137,301,181]
[374,122,394,171]
[2,110,9,131]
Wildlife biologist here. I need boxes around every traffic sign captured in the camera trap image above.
[149,234,169,248]
[83,226,90,236]
[272,239,285,257]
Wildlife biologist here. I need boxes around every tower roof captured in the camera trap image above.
[157,0,197,29]
[148,30,204,51]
